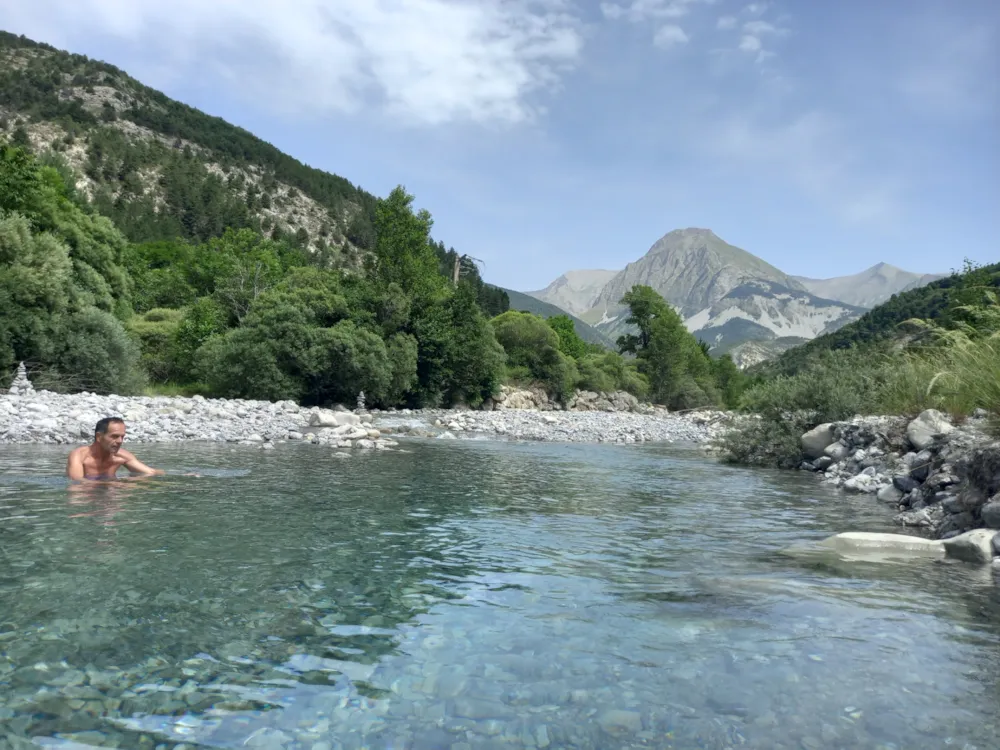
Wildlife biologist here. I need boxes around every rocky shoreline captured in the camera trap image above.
[3,366,996,566]
[794,408,1000,566]
[0,366,729,450]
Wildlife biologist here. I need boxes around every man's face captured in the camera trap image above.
[97,422,126,454]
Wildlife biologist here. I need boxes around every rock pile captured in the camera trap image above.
[489,385,650,414]
[378,406,732,445]
[798,408,1000,562]
[7,362,34,397]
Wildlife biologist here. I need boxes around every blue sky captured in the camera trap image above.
[4,0,998,290]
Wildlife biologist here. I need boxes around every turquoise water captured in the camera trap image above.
[1,439,998,750]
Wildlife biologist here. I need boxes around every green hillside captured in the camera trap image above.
[0,30,376,261]
[758,261,1000,376]
[501,288,616,348]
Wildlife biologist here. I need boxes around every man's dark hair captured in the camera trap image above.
[95,417,125,436]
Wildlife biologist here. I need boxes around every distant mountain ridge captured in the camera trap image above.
[793,263,946,309]
[523,228,944,366]
[527,269,618,315]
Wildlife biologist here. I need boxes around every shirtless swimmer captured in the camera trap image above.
[66,417,164,480]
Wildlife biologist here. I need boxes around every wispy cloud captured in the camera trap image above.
[705,111,903,226]
[4,0,585,126]
[654,24,690,47]
[600,0,716,23]
[716,5,789,64]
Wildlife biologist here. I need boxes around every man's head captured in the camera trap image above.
[94,417,126,454]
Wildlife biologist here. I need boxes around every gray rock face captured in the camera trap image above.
[801,423,836,459]
[876,484,904,504]
[910,450,934,482]
[942,529,996,564]
[906,409,954,451]
[993,533,1000,557]
[980,499,1000,529]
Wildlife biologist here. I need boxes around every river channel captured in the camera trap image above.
[1,439,998,749]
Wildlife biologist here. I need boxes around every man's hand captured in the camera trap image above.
[120,449,165,476]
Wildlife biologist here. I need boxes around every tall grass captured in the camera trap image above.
[880,333,1000,419]
[719,335,1000,467]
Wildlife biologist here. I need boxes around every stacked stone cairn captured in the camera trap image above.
[7,362,34,397]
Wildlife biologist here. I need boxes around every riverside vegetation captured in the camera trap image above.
[0,141,744,411]
[718,259,1000,470]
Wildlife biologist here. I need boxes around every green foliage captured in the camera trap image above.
[573,350,648,398]
[617,285,733,409]
[761,259,1000,378]
[54,308,146,394]
[128,307,183,383]
[492,310,576,399]
[0,30,378,252]
[172,297,227,376]
[547,314,588,359]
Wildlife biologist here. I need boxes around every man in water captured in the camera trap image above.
[66,417,164,480]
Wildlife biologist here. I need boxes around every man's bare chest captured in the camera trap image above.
[82,454,125,477]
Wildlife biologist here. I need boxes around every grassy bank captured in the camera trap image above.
[718,305,1000,469]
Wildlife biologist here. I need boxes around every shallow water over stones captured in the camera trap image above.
[1,440,999,749]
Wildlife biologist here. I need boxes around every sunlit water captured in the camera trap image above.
[1,439,998,750]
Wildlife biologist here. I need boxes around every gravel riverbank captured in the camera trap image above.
[0,369,730,449]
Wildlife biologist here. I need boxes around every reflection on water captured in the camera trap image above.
[1,440,998,749]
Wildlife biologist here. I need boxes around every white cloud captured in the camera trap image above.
[654,24,690,48]
[744,2,769,14]
[743,20,782,35]
[601,0,715,23]
[738,35,762,52]
[717,15,738,30]
[4,0,585,126]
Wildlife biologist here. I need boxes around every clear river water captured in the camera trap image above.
[0,439,998,750]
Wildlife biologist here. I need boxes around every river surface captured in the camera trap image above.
[0,439,998,750]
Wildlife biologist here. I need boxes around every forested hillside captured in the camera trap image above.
[1,31,751,412]
[759,261,1000,377]
[0,30,377,261]
[722,259,1000,467]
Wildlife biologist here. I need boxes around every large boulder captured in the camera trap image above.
[982,499,1000,529]
[817,532,944,558]
[942,529,996,564]
[801,423,837,459]
[906,409,953,451]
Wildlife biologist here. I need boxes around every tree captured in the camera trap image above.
[492,310,577,399]
[617,285,721,409]
[547,314,588,359]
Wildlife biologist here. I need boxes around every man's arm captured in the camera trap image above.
[120,450,165,476]
[66,449,85,480]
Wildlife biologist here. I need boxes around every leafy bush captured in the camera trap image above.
[52,308,146,394]
[492,310,576,399]
[128,307,183,383]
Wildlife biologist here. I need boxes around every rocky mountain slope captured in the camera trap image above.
[527,269,618,315]
[524,228,941,366]
[584,229,805,329]
[793,262,945,308]
[0,30,376,264]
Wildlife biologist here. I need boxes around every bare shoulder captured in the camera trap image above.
[117,448,137,461]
